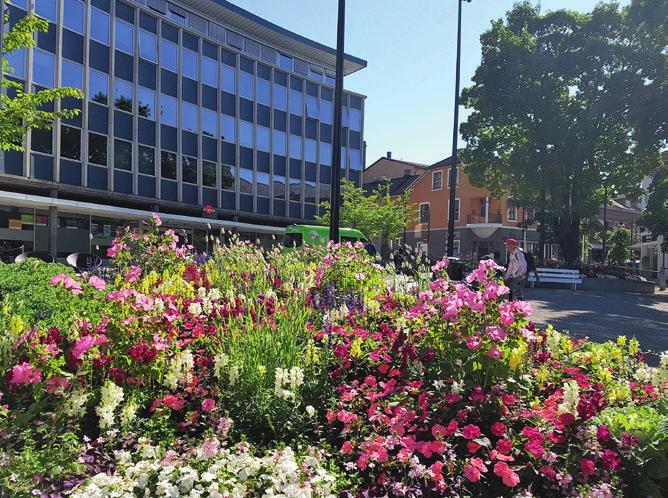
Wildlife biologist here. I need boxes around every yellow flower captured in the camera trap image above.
[596,367,613,384]
[257,365,267,376]
[628,339,640,355]
[617,335,627,348]
[509,342,527,371]
[9,315,24,334]
[350,337,363,358]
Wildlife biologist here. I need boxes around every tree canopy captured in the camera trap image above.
[1,9,83,151]
[640,169,668,252]
[460,0,667,262]
[315,178,414,242]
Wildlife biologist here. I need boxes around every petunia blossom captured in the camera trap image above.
[10,362,42,386]
[71,334,108,360]
[50,273,83,295]
[88,276,106,291]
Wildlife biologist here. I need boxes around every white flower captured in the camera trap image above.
[63,390,89,418]
[305,405,316,417]
[120,401,138,428]
[228,365,240,386]
[188,302,203,316]
[96,381,124,430]
[163,350,194,390]
[213,353,229,379]
[558,379,580,415]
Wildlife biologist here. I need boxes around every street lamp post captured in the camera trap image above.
[447,0,470,257]
[602,185,608,261]
[328,0,346,244]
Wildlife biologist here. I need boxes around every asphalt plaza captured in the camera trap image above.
[526,287,668,364]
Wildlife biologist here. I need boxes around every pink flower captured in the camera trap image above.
[464,457,487,482]
[431,259,449,272]
[580,458,596,479]
[466,335,482,350]
[88,276,106,291]
[10,362,42,385]
[597,424,612,444]
[490,422,506,437]
[49,273,83,295]
[462,424,481,440]
[201,398,216,412]
[488,345,504,360]
[524,439,545,459]
[486,326,507,341]
[163,394,185,411]
[151,212,163,226]
[71,334,107,360]
[341,441,353,454]
[125,266,142,283]
[602,449,621,470]
[46,375,70,394]
[494,461,520,487]
[200,437,220,458]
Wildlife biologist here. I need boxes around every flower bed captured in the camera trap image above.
[0,215,666,497]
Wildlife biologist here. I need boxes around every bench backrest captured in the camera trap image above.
[528,267,582,283]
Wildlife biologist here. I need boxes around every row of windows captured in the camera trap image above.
[418,201,462,224]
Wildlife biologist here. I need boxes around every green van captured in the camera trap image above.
[282,224,367,250]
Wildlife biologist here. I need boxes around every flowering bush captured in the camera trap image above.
[0,215,665,496]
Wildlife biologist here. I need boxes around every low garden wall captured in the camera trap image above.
[580,278,655,294]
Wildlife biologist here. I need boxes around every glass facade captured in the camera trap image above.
[2,0,365,221]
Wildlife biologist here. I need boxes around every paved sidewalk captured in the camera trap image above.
[526,287,668,361]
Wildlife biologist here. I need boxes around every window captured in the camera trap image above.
[203,160,216,187]
[60,126,81,160]
[115,19,134,54]
[161,39,178,72]
[419,203,430,224]
[88,133,107,166]
[319,142,332,166]
[114,79,133,112]
[202,56,217,87]
[221,164,234,190]
[272,130,286,155]
[138,145,154,175]
[273,175,285,199]
[256,171,270,197]
[277,53,291,70]
[273,83,287,111]
[447,168,459,187]
[289,90,302,116]
[64,0,84,33]
[240,71,253,100]
[160,95,177,127]
[182,48,198,80]
[139,30,157,62]
[91,7,110,44]
[5,47,26,79]
[305,95,318,119]
[507,204,517,221]
[305,181,316,204]
[289,178,301,202]
[161,150,176,179]
[32,49,54,87]
[320,99,333,125]
[31,129,52,154]
[182,156,197,183]
[239,121,253,148]
[452,240,461,258]
[114,140,132,170]
[289,135,302,159]
[89,69,108,104]
[168,7,187,26]
[432,170,443,190]
[350,149,363,170]
[35,0,56,21]
[350,108,362,131]
[181,102,197,132]
[220,115,235,142]
[61,59,83,89]
[257,78,270,105]
[138,87,155,119]
[221,65,235,93]
[202,109,216,137]
[257,126,270,152]
[305,139,316,163]
[448,198,461,222]
[239,168,252,194]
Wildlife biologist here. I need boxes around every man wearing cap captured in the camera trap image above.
[504,238,527,301]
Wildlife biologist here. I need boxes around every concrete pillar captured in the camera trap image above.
[49,206,57,259]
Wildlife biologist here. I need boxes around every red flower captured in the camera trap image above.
[580,458,596,479]
[602,449,621,470]
[163,394,185,411]
[494,461,520,487]
[341,441,353,454]
[597,424,612,444]
[496,438,513,454]
[201,398,216,412]
[524,439,545,459]
[467,441,481,454]
[490,422,506,437]
[540,465,557,482]
[462,424,481,440]
[464,457,487,482]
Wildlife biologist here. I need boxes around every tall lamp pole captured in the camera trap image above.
[328,0,346,244]
[446,0,470,257]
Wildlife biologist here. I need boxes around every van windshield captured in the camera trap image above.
[341,236,360,243]
[283,233,303,248]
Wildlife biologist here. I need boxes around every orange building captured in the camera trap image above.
[364,154,539,262]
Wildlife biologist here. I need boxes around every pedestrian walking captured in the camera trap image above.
[505,238,527,300]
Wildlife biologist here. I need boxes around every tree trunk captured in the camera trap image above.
[380,235,391,261]
[559,217,581,264]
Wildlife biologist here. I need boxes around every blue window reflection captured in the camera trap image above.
[257,79,270,105]
[273,175,286,199]
[202,108,217,137]
[114,79,133,112]
[202,57,217,87]
[256,172,270,197]
[91,8,110,45]
[138,87,156,120]
[182,48,198,80]
[350,149,363,170]
[181,102,198,132]
[350,108,362,131]
[319,143,332,166]
[305,139,317,163]
[239,121,253,148]
[160,94,177,127]
[89,69,109,104]
[35,0,56,21]
[289,90,302,116]
[272,130,286,155]
[321,99,333,125]
[306,95,319,119]
[289,135,302,159]
[115,19,134,54]
[62,59,83,89]
[33,49,54,87]
[139,30,157,63]
[5,47,26,79]
[240,168,253,194]
[240,72,253,100]
[257,126,270,152]
[220,115,235,142]
[273,84,287,111]
[64,0,84,33]
[221,65,235,93]
[161,39,177,72]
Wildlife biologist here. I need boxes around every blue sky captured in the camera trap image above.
[232,0,629,166]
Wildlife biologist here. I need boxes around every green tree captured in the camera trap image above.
[606,226,634,265]
[315,178,414,255]
[460,0,666,263]
[640,170,668,252]
[1,7,83,150]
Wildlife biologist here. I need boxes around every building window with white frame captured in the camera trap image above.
[419,203,430,224]
[448,198,460,222]
[507,204,517,221]
[447,168,459,187]
[432,170,443,190]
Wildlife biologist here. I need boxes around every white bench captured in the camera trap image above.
[527,268,582,290]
